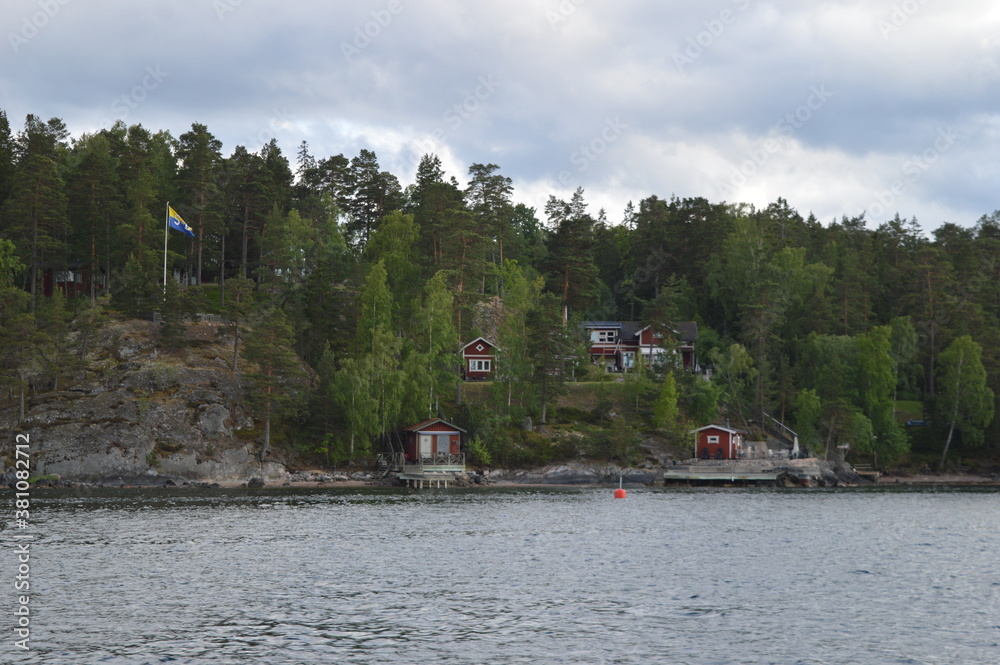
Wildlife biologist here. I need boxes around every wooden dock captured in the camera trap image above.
[662,459,826,486]
[377,452,467,488]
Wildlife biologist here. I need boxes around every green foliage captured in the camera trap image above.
[115,254,158,317]
[708,343,756,428]
[793,388,822,451]
[653,372,679,430]
[856,326,908,459]
[0,238,23,287]
[937,335,994,467]
[1,108,1000,472]
[465,436,493,466]
[683,376,721,425]
[526,292,573,427]
[158,279,185,349]
[595,417,642,465]
[624,351,656,415]
[242,308,310,455]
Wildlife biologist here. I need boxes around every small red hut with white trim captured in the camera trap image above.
[403,418,465,463]
[460,337,497,380]
[691,425,744,460]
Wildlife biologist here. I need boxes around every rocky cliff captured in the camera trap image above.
[2,318,288,484]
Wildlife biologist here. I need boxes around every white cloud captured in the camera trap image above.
[3,0,999,230]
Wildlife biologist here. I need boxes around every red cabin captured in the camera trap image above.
[404,418,465,463]
[582,320,699,373]
[691,425,744,460]
[461,337,497,381]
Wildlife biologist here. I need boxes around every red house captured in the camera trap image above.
[461,337,497,380]
[40,263,105,298]
[403,418,465,462]
[582,321,699,372]
[691,425,744,460]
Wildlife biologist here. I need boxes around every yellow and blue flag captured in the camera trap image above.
[168,206,195,237]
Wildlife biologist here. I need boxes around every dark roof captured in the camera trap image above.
[620,321,643,340]
[675,321,698,343]
[404,418,467,433]
[583,320,698,343]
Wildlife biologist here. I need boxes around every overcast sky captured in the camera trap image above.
[3,0,998,231]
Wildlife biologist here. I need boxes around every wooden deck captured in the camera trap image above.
[378,452,467,488]
[663,464,783,484]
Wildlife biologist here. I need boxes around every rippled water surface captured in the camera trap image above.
[3,487,998,664]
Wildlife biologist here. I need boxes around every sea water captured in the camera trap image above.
[2,486,997,664]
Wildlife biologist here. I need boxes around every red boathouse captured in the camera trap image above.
[403,418,465,462]
[691,425,744,460]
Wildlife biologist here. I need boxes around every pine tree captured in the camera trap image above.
[66,133,119,301]
[543,188,598,323]
[242,308,309,458]
[0,149,69,311]
[526,292,572,429]
[466,162,513,265]
[176,123,223,285]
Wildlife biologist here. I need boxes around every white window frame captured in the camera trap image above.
[596,330,616,343]
[469,359,491,372]
[707,435,720,444]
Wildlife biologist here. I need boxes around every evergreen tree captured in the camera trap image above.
[526,292,572,429]
[652,371,679,430]
[466,162,513,265]
[114,254,158,317]
[176,123,223,285]
[66,132,119,302]
[116,124,165,273]
[0,110,15,210]
[242,308,309,458]
[158,278,185,349]
[0,116,69,311]
[543,188,598,323]
[491,260,541,416]
[224,275,254,372]
[346,149,402,247]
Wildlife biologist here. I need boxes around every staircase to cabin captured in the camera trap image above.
[755,412,801,458]
[374,434,406,479]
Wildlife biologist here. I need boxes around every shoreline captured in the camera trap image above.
[9,472,1000,490]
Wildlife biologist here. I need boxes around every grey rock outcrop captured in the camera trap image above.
[496,462,660,486]
[1,319,289,484]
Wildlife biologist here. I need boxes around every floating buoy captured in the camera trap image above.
[614,476,626,499]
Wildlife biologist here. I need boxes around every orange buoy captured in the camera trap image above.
[614,488,627,499]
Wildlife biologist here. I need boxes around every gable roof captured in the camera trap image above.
[582,320,698,345]
[460,337,498,353]
[675,321,698,343]
[690,424,744,435]
[404,418,467,433]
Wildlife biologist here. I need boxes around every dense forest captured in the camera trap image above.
[0,110,996,471]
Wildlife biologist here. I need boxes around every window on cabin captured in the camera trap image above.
[707,435,720,443]
[469,360,491,372]
[596,330,616,343]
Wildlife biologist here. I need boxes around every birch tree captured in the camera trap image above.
[937,336,994,468]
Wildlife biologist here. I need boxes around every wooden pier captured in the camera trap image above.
[662,459,826,486]
[377,452,467,488]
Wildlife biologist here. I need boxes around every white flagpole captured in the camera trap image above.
[163,202,170,294]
